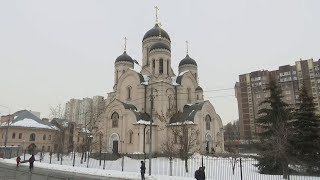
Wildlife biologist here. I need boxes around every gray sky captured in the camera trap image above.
[0,0,319,125]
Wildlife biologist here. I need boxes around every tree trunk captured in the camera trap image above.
[282,161,289,179]
[184,158,189,173]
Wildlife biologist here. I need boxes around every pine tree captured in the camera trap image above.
[291,84,320,174]
[256,76,293,179]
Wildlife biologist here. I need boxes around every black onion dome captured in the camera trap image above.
[195,86,203,91]
[179,54,197,66]
[115,51,133,64]
[149,42,171,52]
[143,24,170,41]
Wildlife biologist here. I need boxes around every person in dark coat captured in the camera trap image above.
[194,167,201,180]
[16,156,21,168]
[199,166,206,180]
[140,161,146,180]
[29,154,35,171]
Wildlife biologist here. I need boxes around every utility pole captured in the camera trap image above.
[149,88,153,176]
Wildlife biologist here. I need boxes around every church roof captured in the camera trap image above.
[149,42,171,52]
[115,51,134,64]
[195,86,203,91]
[143,24,170,41]
[120,101,152,122]
[175,70,189,85]
[179,54,197,66]
[1,110,58,130]
[169,101,207,124]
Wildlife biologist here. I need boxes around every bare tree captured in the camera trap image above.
[161,133,177,176]
[49,104,65,119]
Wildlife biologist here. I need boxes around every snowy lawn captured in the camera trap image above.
[3,153,319,180]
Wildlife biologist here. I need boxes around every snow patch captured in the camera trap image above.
[8,118,57,130]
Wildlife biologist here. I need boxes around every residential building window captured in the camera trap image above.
[29,133,36,141]
[48,135,51,141]
[42,146,45,151]
[205,115,211,130]
[18,133,22,139]
[47,146,51,152]
[112,112,119,128]
[159,59,163,74]
[43,134,46,140]
[128,130,133,144]
[12,133,16,139]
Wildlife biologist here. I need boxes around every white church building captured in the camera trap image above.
[93,17,224,155]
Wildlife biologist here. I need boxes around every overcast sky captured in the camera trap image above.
[0,0,319,125]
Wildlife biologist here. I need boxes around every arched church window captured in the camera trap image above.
[187,88,191,103]
[152,59,155,74]
[159,59,163,74]
[197,94,199,100]
[127,86,132,100]
[146,130,150,144]
[116,70,118,83]
[168,96,171,109]
[111,112,119,128]
[128,130,133,144]
[195,73,197,80]
[205,115,211,130]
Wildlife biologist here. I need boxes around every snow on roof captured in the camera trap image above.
[141,75,150,85]
[169,121,195,126]
[9,118,58,130]
[171,77,179,86]
[134,120,156,125]
[178,70,189,76]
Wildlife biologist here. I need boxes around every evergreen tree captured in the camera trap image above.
[256,76,293,179]
[291,84,320,174]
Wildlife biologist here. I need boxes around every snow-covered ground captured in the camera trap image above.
[2,153,319,180]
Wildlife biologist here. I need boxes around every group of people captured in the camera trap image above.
[16,154,35,172]
[140,161,206,180]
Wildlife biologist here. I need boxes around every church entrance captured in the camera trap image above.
[112,140,118,154]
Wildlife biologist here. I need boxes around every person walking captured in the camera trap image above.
[16,156,21,168]
[29,154,35,172]
[140,161,146,180]
[194,167,201,180]
[199,166,206,180]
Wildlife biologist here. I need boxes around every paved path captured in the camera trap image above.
[0,161,128,180]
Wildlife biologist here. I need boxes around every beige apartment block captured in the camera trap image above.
[235,58,320,140]
[92,21,224,155]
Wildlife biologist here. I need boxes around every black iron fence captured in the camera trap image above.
[1,150,319,180]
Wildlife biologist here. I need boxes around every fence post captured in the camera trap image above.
[103,153,106,170]
[50,151,52,164]
[87,152,90,168]
[60,153,63,165]
[121,155,124,172]
[240,158,243,180]
[23,150,26,161]
[73,151,76,167]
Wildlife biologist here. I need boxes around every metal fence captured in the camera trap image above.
[2,150,319,180]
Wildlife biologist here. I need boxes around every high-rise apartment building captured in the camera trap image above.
[235,58,320,140]
[65,96,105,127]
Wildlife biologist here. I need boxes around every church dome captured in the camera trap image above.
[143,24,170,41]
[179,54,197,66]
[115,51,133,64]
[149,42,171,52]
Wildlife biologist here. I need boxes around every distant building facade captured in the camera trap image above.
[65,96,105,128]
[235,58,320,140]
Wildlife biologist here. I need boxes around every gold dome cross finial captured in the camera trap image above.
[123,37,127,52]
[154,6,159,24]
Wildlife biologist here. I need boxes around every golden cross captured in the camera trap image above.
[186,40,189,54]
[154,6,159,24]
[124,37,127,52]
